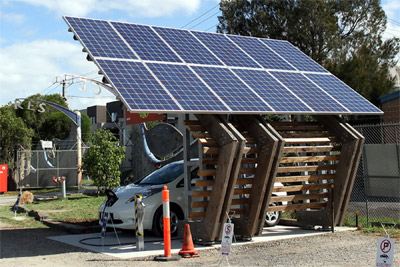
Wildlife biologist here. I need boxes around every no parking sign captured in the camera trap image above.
[376,238,395,266]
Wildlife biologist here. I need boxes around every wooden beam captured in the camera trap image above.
[195,179,214,187]
[315,115,360,226]
[270,122,325,131]
[273,183,333,192]
[284,137,338,144]
[270,192,329,203]
[277,164,337,173]
[198,169,216,177]
[200,158,218,165]
[198,138,218,146]
[192,201,208,208]
[283,145,341,153]
[189,212,206,219]
[280,155,340,164]
[183,120,201,126]
[275,174,335,183]
[281,132,332,138]
[202,147,220,155]
[236,178,254,185]
[195,114,238,242]
[186,125,205,132]
[192,191,211,198]
[192,132,211,138]
[267,202,327,212]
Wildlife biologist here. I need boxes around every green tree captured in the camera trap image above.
[15,94,71,144]
[80,113,91,143]
[82,129,125,193]
[218,0,399,103]
[0,105,33,190]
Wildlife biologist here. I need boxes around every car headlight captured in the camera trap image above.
[126,187,163,203]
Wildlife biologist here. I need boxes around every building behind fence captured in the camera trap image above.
[348,123,400,226]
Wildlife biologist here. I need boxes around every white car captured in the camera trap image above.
[99,160,285,236]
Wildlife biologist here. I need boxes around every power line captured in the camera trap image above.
[189,10,221,30]
[204,23,219,32]
[388,17,400,26]
[181,2,220,29]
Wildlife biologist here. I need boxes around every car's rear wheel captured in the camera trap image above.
[265,202,281,227]
[152,207,180,237]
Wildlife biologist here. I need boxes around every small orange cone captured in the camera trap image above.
[179,224,199,258]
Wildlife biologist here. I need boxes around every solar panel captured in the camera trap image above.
[305,73,382,113]
[96,59,180,111]
[111,22,182,63]
[153,27,223,65]
[228,35,295,71]
[65,17,137,59]
[147,63,229,111]
[270,71,348,112]
[192,31,261,68]
[262,39,327,73]
[233,69,311,112]
[192,66,272,112]
[64,16,382,115]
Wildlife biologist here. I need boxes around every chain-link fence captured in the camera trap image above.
[346,123,400,227]
[16,149,82,188]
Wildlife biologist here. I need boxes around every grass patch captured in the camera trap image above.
[0,206,48,229]
[24,194,106,223]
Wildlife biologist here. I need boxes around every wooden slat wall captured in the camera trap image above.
[267,121,339,214]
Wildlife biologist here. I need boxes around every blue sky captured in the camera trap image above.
[0,0,399,110]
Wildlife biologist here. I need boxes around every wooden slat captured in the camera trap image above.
[267,202,327,212]
[198,169,216,177]
[188,212,206,219]
[240,158,258,164]
[200,158,218,165]
[236,178,254,185]
[202,147,220,155]
[192,191,211,198]
[270,122,325,131]
[193,132,211,138]
[243,147,259,155]
[281,132,332,138]
[186,125,205,132]
[277,164,337,173]
[233,188,252,195]
[283,145,341,153]
[191,201,208,208]
[273,183,333,193]
[199,138,218,146]
[280,155,340,164]
[284,137,337,144]
[239,168,256,174]
[275,174,335,183]
[245,139,257,144]
[183,120,201,126]
[195,179,214,187]
[228,208,245,215]
[231,198,249,205]
[270,192,329,203]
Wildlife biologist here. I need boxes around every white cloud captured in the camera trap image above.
[382,0,400,19]
[13,0,201,17]
[0,10,26,24]
[0,39,115,109]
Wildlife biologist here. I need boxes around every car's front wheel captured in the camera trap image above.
[265,202,281,227]
[152,207,180,237]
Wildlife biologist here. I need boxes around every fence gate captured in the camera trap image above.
[16,149,80,188]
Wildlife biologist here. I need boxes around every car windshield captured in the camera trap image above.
[138,162,184,185]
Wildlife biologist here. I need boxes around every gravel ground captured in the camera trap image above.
[1,225,399,267]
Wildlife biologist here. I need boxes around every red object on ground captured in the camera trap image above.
[0,165,8,193]
[162,186,171,258]
[179,224,199,258]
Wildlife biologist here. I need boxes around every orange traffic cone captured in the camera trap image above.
[179,224,199,258]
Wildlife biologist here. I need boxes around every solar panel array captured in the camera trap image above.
[64,16,382,115]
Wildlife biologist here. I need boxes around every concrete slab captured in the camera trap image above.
[48,226,356,259]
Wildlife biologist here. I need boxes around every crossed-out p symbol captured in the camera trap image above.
[380,239,391,254]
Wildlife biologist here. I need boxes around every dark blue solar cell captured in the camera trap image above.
[233,69,311,112]
[153,27,223,66]
[64,17,137,59]
[111,22,182,63]
[228,35,295,71]
[270,72,348,112]
[305,74,382,113]
[96,59,180,111]
[262,39,327,73]
[192,66,272,112]
[147,63,228,111]
[192,31,260,68]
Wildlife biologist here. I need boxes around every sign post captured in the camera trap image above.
[220,222,234,256]
[376,238,395,267]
